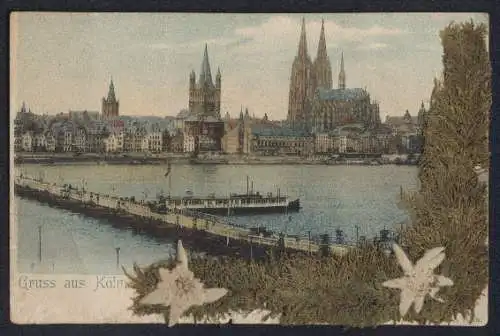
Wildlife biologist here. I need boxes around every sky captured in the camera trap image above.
[10,12,489,121]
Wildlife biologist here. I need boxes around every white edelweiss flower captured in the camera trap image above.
[382,244,454,317]
[140,240,228,327]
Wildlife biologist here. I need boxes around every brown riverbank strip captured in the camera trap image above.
[14,153,413,166]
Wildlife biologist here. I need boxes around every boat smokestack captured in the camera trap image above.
[251,181,254,194]
[246,176,249,195]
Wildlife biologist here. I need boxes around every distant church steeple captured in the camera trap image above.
[188,45,221,118]
[417,100,426,126]
[20,101,27,113]
[102,77,119,119]
[403,109,412,123]
[216,67,221,89]
[199,44,213,87]
[107,77,116,101]
[338,52,346,90]
[419,101,425,113]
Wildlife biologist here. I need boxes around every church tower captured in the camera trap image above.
[102,78,119,119]
[417,101,426,125]
[312,19,332,92]
[188,44,221,118]
[287,18,314,130]
[338,52,346,90]
[20,101,27,113]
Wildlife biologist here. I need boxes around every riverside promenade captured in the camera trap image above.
[14,176,351,257]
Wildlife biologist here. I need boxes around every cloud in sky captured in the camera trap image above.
[10,13,488,121]
[357,42,389,50]
[150,36,254,51]
[229,16,407,54]
[235,16,406,41]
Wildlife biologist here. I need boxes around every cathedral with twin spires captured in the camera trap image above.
[287,18,380,133]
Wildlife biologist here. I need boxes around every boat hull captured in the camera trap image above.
[176,199,301,215]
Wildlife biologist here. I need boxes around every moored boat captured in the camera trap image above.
[161,169,300,215]
[163,191,300,215]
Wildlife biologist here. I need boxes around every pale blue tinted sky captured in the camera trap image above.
[10,12,488,120]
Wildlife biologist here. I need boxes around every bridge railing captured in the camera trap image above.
[16,176,364,254]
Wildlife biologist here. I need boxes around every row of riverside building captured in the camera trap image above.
[220,107,423,156]
[15,18,425,156]
[14,101,423,155]
[14,102,171,154]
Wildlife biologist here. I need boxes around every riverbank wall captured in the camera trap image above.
[14,153,416,166]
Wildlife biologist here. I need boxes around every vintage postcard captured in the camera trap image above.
[10,12,489,326]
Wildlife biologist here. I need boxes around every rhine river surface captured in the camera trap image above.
[14,163,418,274]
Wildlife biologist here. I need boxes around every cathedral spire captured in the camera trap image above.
[338,51,346,90]
[107,77,116,102]
[418,100,426,126]
[297,17,309,59]
[216,66,221,88]
[312,18,333,91]
[288,17,314,130]
[199,44,213,86]
[316,19,328,60]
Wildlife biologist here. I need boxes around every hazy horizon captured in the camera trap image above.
[10,12,489,121]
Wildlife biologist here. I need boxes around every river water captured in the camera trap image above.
[13,163,418,274]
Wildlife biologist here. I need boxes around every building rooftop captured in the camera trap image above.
[203,116,222,123]
[251,123,310,137]
[374,124,394,134]
[386,116,419,125]
[184,114,222,123]
[317,87,368,101]
[385,110,419,126]
[176,109,190,119]
[69,110,100,116]
[184,115,199,122]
